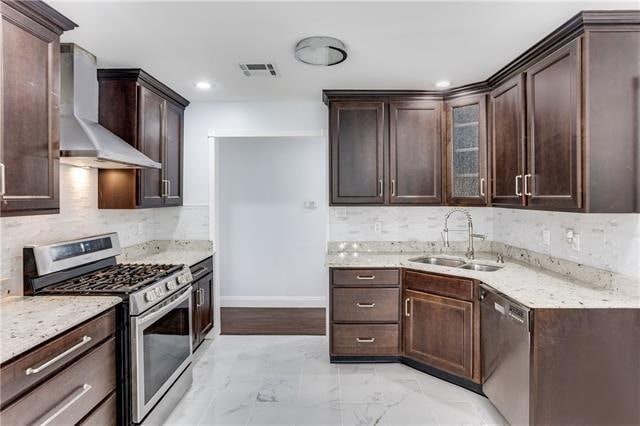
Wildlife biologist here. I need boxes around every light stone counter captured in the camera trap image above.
[326,250,640,309]
[118,240,214,267]
[0,295,122,364]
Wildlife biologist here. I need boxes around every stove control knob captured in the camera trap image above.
[166,280,177,291]
[145,291,156,302]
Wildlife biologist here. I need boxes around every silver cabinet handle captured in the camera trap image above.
[161,180,168,197]
[515,175,523,196]
[356,275,375,280]
[356,302,376,308]
[391,179,396,196]
[167,179,171,197]
[405,297,411,317]
[38,384,92,426]
[0,162,5,197]
[480,178,486,197]
[25,336,92,376]
[524,174,532,196]
[356,337,375,343]
[378,179,383,197]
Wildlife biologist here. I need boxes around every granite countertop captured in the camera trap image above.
[326,251,640,309]
[0,295,122,364]
[118,240,214,268]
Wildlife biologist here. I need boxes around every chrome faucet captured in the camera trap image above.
[442,209,486,260]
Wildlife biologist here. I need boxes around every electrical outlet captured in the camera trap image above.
[334,207,347,218]
[374,221,382,233]
[137,222,144,235]
[542,229,551,246]
[571,233,581,251]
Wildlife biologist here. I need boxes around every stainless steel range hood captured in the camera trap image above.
[60,44,161,169]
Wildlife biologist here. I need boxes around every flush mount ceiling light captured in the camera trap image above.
[295,36,347,66]
[435,80,451,88]
[195,81,212,90]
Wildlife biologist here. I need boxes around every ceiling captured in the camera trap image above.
[50,0,638,102]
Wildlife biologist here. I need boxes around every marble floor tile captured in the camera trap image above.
[164,335,502,426]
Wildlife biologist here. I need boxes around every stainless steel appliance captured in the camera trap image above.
[24,233,194,425]
[480,284,531,425]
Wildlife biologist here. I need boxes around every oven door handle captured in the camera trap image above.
[136,286,192,328]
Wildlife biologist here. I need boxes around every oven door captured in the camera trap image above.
[131,286,193,423]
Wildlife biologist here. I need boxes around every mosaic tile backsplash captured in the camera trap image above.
[0,165,209,297]
[329,206,640,279]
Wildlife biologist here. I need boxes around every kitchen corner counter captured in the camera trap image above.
[118,240,214,267]
[0,295,122,364]
[326,251,640,309]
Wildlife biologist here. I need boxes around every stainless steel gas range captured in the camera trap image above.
[23,233,194,425]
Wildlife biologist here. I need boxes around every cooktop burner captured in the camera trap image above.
[45,263,183,294]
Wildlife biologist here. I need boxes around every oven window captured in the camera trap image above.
[143,297,190,404]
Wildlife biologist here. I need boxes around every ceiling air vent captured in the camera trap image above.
[238,63,278,77]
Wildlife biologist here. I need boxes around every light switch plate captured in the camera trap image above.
[542,229,551,246]
[374,221,382,233]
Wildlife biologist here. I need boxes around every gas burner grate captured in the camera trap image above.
[45,263,183,294]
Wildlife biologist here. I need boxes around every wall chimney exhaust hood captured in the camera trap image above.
[59,44,161,169]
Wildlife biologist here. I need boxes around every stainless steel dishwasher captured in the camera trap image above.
[480,284,531,426]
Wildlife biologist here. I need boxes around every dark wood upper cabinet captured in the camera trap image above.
[489,76,526,207]
[445,95,488,206]
[97,69,189,209]
[525,40,582,210]
[330,101,385,205]
[403,289,473,380]
[0,1,76,217]
[390,100,442,204]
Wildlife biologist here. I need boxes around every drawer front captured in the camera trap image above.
[332,287,400,323]
[332,324,399,356]
[404,270,474,301]
[190,256,213,280]
[332,269,399,286]
[79,392,116,426]
[1,309,116,408]
[1,338,116,426]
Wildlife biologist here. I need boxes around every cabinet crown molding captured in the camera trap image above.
[1,0,77,34]
[97,68,191,108]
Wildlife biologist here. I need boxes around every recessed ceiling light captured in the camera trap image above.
[295,36,347,66]
[195,81,211,90]
[435,80,451,88]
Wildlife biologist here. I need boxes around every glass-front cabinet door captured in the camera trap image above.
[445,94,488,205]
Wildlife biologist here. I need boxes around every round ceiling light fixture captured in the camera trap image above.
[435,80,451,88]
[295,36,347,66]
[195,81,212,90]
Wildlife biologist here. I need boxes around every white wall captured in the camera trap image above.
[0,165,209,297]
[218,137,328,306]
[328,206,640,279]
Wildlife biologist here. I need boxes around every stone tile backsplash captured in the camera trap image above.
[0,165,209,297]
[329,206,640,279]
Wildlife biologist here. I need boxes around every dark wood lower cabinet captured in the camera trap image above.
[0,308,117,424]
[403,289,473,380]
[191,257,214,350]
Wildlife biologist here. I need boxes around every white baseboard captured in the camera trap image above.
[220,296,326,308]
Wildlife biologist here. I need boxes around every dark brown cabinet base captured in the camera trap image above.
[191,257,214,350]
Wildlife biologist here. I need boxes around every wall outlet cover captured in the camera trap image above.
[334,207,347,218]
[374,221,382,233]
[542,229,551,246]
[304,200,318,209]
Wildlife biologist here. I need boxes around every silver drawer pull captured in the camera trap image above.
[515,175,522,196]
[25,336,92,376]
[38,384,92,426]
[356,337,375,343]
[405,297,411,317]
[356,275,375,280]
[356,302,376,308]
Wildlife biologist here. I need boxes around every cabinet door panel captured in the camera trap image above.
[191,285,200,349]
[526,40,582,210]
[404,290,473,379]
[198,272,213,337]
[164,102,183,206]
[445,95,487,205]
[390,101,442,204]
[489,76,525,207]
[137,86,164,207]
[0,16,59,216]
[330,102,385,204]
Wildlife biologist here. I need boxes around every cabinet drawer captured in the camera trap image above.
[190,256,213,281]
[1,309,116,408]
[1,338,116,425]
[332,324,399,356]
[79,392,116,426]
[332,269,399,286]
[332,288,399,323]
[404,270,474,301]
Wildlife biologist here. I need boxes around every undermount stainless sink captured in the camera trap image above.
[408,256,467,268]
[458,263,503,272]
